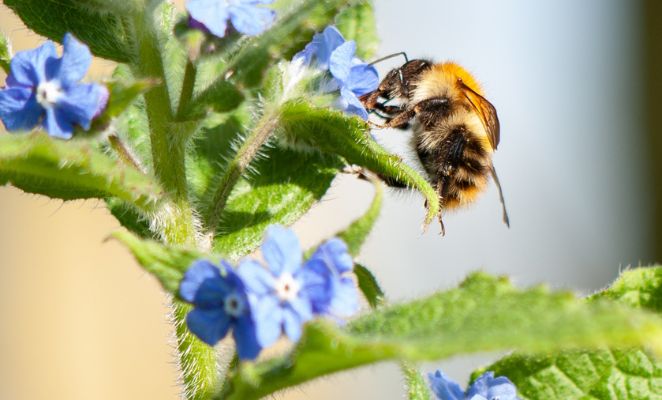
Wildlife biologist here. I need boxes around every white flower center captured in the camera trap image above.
[275,273,301,302]
[223,292,246,317]
[36,81,63,108]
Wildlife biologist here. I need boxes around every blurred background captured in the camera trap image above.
[0,0,659,399]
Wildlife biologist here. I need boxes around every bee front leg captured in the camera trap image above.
[436,179,446,236]
[380,109,416,129]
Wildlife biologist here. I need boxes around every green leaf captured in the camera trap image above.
[0,133,162,210]
[590,266,662,312]
[279,102,441,227]
[354,263,385,308]
[338,177,383,257]
[212,146,343,259]
[480,266,662,400]
[218,273,662,400]
[89,77,159,133]
[111,230,203,294]
[4,0,135,62]
[0,33,10,73]
[105,198,155,239]
[402,364,433,400]
[335,1,379,60]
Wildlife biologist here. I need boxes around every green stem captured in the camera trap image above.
[206,108,281,235]
[173,301,222,400]
[177,59,197,119]
[132,7,219,399]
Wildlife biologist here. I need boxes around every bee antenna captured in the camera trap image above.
[369,52,409,66]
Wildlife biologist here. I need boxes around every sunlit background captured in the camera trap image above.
[0,1,659,399]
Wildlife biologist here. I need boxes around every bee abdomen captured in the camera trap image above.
[416,125,492,209]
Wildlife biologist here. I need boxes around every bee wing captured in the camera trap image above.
[459,81,501,150]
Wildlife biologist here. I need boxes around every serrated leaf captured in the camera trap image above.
[212,147,343,259]
[0,133,162,209]
[335,1,379,60]
[480,266,662,400]
[112,230,203,294]
[188,0,364,115]
[4,0,135,62]
[218,273,662,400]
[354,263,385,308]
[0,33,11,73]
[402,364,433,400]
[279,102,440,226]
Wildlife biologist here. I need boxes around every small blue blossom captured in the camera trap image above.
[293,25,378,120]
[180,260,261,360]
[186,0,276,38]
[303,238,358,319]
[428,370,520,400]
[466,372,519,400]
[0,33,108,139]
[238,225,315,347]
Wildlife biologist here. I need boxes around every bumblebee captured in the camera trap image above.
[361,54,509,234]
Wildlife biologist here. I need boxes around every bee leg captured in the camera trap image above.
[382,109,416,129]
[435,179,446,236]
[490,165,510,227]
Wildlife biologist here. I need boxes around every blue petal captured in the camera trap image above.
[180,260,224,303]
[310,238,353,274]
[428,370,465,400]
[233,314,262,360]
[288,295,313,322]
[251,295,283,347]
[261,225,302,275]
[328,278,359,318]
[55,83,107,131]
[467,372,519,400]
[186,308,231,345]
[43,107,74,139]
[282,307,304,342]
[54,34,92,87]
[339,86,369,120]
[298,262,333,313]
[0,87,43,132]
[237,259,275,295]
[229,4,275,36]
[346,63,379,96]
[7,41,57,87]
[329,41,356,84]
[313,26,346,69]
[186,0,230,38]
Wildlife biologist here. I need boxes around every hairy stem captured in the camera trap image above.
[132,6,218,399]
[206,108,281,235]
[108,134,145,173]
[177,59,197,119]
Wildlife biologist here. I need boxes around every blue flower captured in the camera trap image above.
[466,372,519,400]
[428,370,465,400]
[238,225,314,347]
[303,238,358,319]
[293,26,378,120]
[186,0,276,38]
[0,33,108,139]
[179,260,261,360]
[428,370,520,400]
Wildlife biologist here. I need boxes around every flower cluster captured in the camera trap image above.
[428,370,520,400]
[292,26,379,120]
[0,34,107,139]
[179,225,358,359]
[186,0,276,38]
